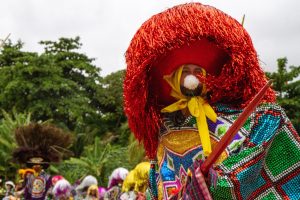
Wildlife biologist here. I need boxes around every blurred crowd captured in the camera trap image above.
[0,162,150,200]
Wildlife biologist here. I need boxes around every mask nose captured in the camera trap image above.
[183,75,199,90]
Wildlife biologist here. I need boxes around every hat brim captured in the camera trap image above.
[27,161,49,164]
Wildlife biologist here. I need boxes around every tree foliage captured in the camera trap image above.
[266,57,300,132]
[0,109,31,179]
[98,70,126,131]
[0,38,127,156]
[0,38,101,131]
[54,137,134,186]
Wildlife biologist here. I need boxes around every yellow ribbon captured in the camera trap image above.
[161,66,217,156]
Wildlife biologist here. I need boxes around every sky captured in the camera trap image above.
[1,0,299,76]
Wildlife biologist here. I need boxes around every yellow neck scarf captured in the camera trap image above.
[161,66,217,156]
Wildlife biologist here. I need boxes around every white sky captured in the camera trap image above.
[1,0,299,76]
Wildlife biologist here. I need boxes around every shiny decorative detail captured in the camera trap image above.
[149,161,158,200]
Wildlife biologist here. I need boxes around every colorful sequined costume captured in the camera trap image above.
[123,2,300,200]
[24,170,52,200]
[158,103,300,199]
[104,167,129,200]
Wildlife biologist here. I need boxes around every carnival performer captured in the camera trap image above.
[121,162,150,200]
[75,175,98,200]
[3,181,15,199]
[104,167,128,200]
[52,176,64,187]
[98,187,107,200]
[52,179,72,200]
[120,170,137,200]
[12,123,72,200]
[124,3,300,200]
[14,169,35,199]
[85,185,99,200]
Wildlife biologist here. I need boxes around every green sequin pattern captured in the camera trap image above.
[210,103,300,200]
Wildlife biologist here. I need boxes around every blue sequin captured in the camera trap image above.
[214,103,243,114]
[149,166,158,197]
[282,174,300,199]
[236,160,266,199]
[160,147,202,182]
[250,114,281,144]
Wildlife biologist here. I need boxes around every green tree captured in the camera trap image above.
[0,109,31,179]
[0,38,103,128]
[0,38,112,155]
[0,37,133,183]
[96,70,127,137]
[56,137,134,186]
[266,57,300,132]
[127,133,146,166]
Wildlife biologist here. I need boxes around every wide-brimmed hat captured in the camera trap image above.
[27,157,49,164]
[5,181,15,188]
[76,175,98,192]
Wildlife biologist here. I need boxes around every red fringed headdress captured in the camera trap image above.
[124,3,276,158]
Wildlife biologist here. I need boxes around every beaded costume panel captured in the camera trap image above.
[157,105,247,199]
[156,103,300,200]
[210,103,300,200]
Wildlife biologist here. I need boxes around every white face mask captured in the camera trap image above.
[183,74,199,90]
